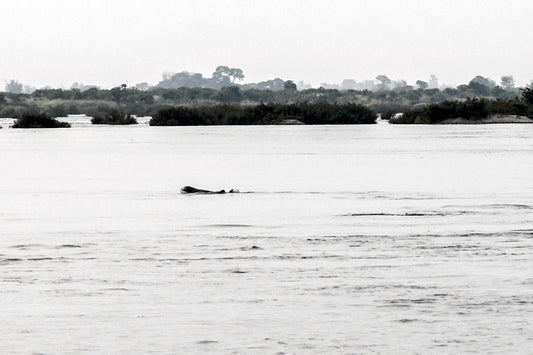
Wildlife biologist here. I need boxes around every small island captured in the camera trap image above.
[390,88,533,124]
[11,113,70,128]
[91,109,137,125]
[149,102,377,126]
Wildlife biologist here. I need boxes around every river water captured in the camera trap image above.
[1,117,532,354]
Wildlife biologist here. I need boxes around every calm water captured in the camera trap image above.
[1,117,532,354]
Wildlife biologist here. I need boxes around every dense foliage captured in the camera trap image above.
[0,79,523,120]
[91,109,137,125]
[12,113,70,128]
[390,94,533,124]
[521,88,533,105]
[149,103,377,126]
[1,73,531,125]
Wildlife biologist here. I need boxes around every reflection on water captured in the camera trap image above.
[1,122,533,353]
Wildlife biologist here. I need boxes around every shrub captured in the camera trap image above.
[391,98,489,124]
[12,113,70,128]
[85,103,117,119]
[0,106,25,118]
[91,109,137,125]
[456,98,488,120]
[149,106,203,126]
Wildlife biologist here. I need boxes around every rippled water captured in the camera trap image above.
[1,117,532,353]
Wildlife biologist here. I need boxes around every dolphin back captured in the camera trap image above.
[180,186,240,194]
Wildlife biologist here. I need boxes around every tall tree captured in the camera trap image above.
[469,75,495,89]
[212,66,245,86]
[284,80,297,90]
[375,75,391,90]
[110,84,127,104]
[416,80,428,90]
[500,75,515,90]
[428,74,439,89]
[5,80,23,94]
[341,79,357,90]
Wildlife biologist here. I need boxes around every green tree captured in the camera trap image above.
[228,68,244,83]
[284,80,297,90]
[500,75,515,90]
[469,75,495,89]
[157,71,208,88]
[5,80,23,94]
[110,84,127,104]
[212,66,245,85]
[490,86,507,98]
[416,80,428,90]
[215,86,242,103]
[375,75,391,90]
[467,81,491,96]
[521,88,533,105]
[428,74,439,89]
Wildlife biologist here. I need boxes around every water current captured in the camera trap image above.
[1,117,532,353]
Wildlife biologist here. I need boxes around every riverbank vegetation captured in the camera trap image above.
[390,89,533,124]
[1,74,527,119]
[1,69,532,125]
[11,113,70,128]
[149,103,377,126]
[91,109,137,125]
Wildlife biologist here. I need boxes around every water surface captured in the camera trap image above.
[1,118,532,353]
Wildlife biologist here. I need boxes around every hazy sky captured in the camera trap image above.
[1,0,532,89]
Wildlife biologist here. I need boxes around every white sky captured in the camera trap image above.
[1,0,532,89]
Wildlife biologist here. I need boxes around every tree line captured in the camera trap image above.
[0,80,525,120]
[2,67,532,125]
[7,89,532,127]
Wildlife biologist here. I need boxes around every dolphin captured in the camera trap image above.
[180,186,239,194]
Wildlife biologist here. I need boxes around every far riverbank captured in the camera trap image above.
[440,115,533,124]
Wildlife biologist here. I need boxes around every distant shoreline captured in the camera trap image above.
[439,115,533,124]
